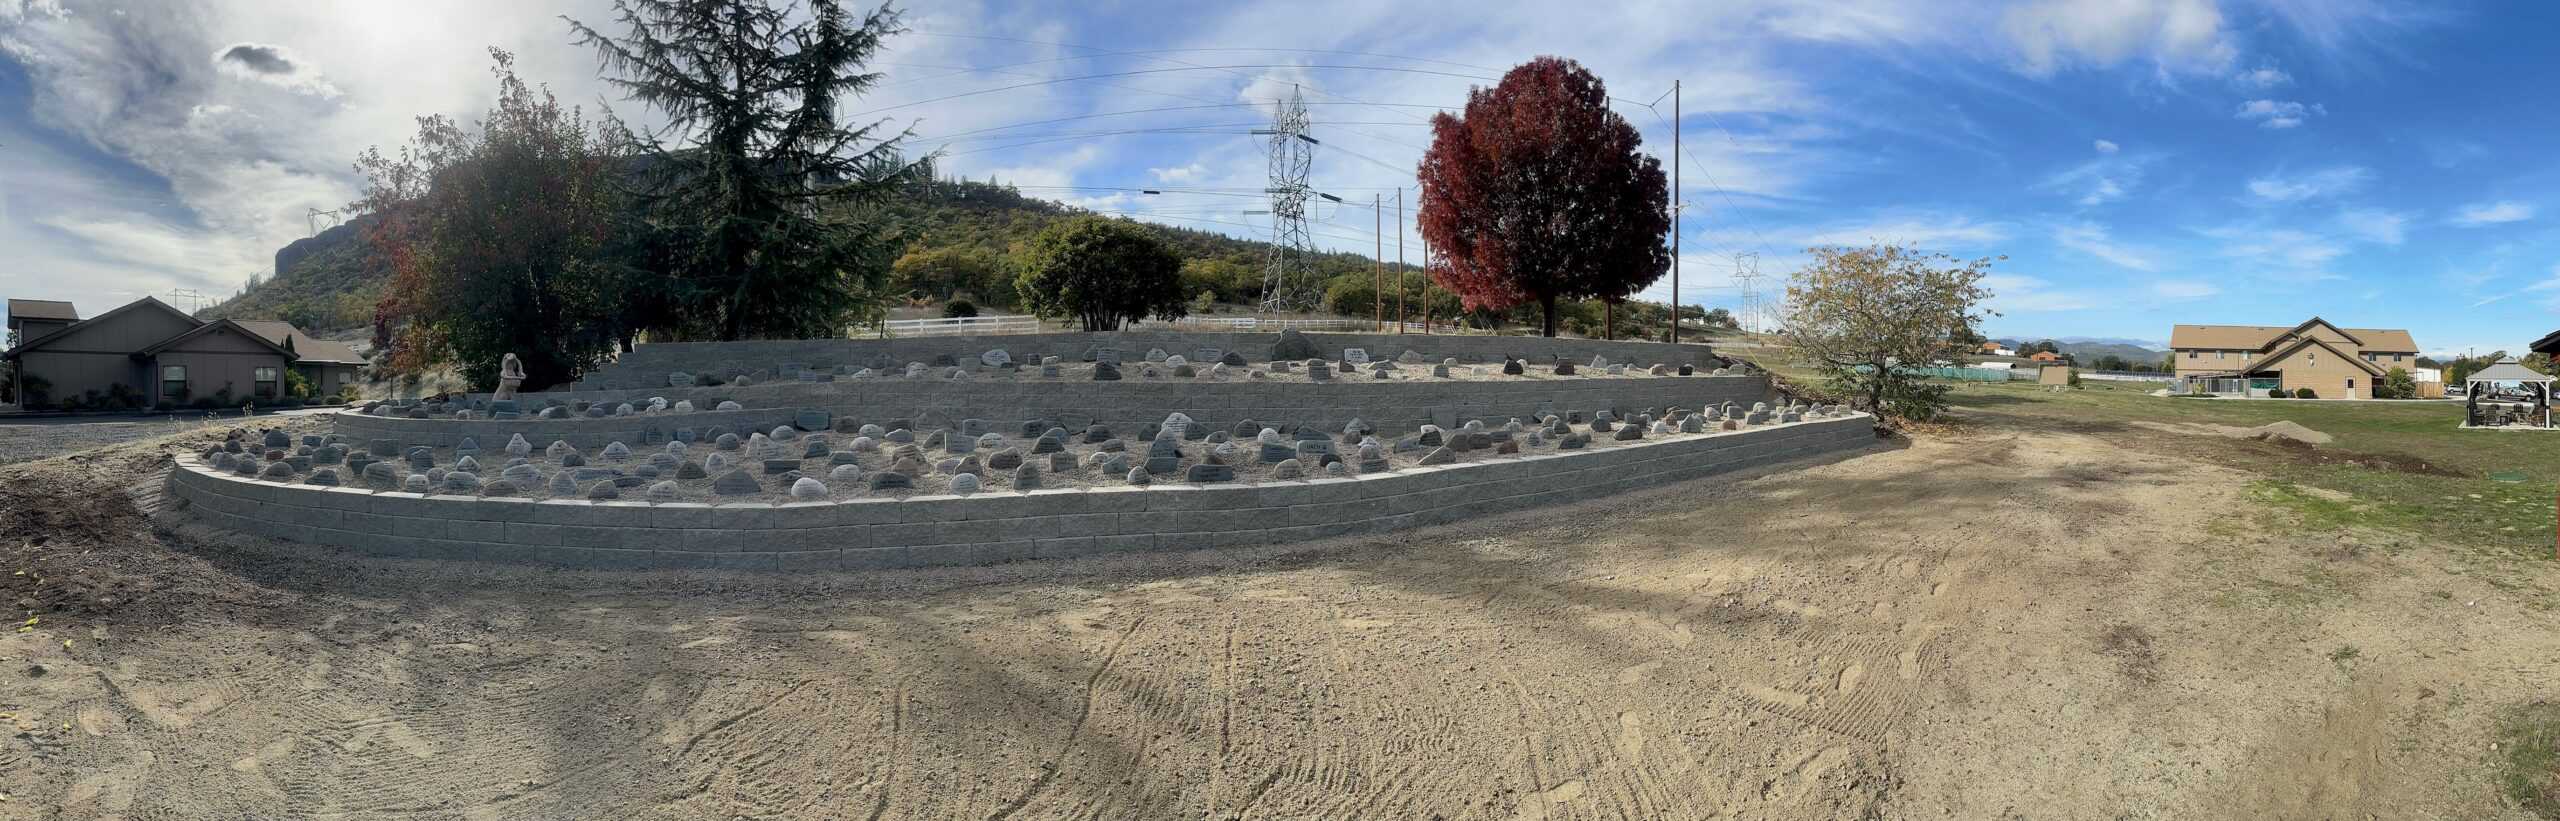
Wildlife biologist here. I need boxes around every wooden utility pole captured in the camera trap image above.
[1373,194,1383,331]
[1395,188,1406,334]
[1670,79,1681,345]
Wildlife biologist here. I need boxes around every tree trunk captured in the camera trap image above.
[1603,301,1614,341]
[1540,294,1559,337]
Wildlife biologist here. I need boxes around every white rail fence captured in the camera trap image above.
[852,314,1042,338]
[1154,316,1496,335]
[851,313,1502,338]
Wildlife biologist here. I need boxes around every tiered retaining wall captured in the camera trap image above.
[169,413,1875,571]
[571,332,1725,390]
[342,374,1778,451]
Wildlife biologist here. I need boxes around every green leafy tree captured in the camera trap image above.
[1179,257,1260,305]
[893,246,1005,306]
[353,49,635,391]
[568,0,926,340]
[2379,367,2417,399]
[1013,217,1187,331]
[1783,243,1999,421]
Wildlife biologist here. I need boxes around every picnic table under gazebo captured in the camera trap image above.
[2463,356,2554,429]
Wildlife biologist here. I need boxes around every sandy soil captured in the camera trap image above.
[1,420,2554,818]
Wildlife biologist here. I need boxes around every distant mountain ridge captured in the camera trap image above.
[1991,336,2165,366]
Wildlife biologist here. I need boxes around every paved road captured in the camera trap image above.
[0,408,337,465]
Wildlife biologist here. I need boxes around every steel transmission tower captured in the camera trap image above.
[1254,87,1319,314]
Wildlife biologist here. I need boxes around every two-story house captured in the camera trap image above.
[2168,317,2419,399]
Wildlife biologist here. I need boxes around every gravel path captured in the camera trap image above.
[0,409,336,466]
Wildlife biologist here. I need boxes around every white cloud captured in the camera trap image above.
[2202,225,2347,280]
[2080,178,2125,206]
[2235,66,2291,89]
[2234,99,2325,129]
[1789,214,2014,249]
[1147,163,1207,183]
[2093,138,2120,154]
[1982,273,2094,312]
[2041,150,2152,208]
[1999,0,2237,77]
[2052,221,2159,270]
[2336,208,2407,245]
[2450,201,2534,227]
[2245,166,2371,202]
[2151,279,2220,299]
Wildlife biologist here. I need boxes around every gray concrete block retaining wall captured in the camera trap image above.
[333,406,804,450]
[572,331,1726,390]
[169,414,1874,571]
[344,375,1779,451]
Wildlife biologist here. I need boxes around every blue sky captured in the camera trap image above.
[3,0,2555,355]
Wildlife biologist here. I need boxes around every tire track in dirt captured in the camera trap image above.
[987,615,1145,820]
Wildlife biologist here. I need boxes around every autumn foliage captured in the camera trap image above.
[1416,57,1671,336]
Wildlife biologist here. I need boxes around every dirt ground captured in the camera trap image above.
[2,417,2555,818]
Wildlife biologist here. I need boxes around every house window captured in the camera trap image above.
[253,366,278,399]
[2187,350,2197,359]
[160,366,187,404]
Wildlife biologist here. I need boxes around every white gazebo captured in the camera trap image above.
[2463,357,2554,429]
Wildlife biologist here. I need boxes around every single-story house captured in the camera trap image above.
[2170,317,2419,399]
[3,296,365,409]
[2028,351,2062,363]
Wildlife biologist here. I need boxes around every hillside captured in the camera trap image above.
[198,214,384,335]
[201,178,1417,333]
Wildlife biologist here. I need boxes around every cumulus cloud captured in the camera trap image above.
[2450,200,2534,226]
[2245,166,2371,202]
[1999,0,2236,77]
[2093,138,2119,154]
[211,42,340,98]
[2234,98,2323,129]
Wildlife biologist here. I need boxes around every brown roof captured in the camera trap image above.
[3,296,195,360]
[232,320,367,365]
[134,318,303,359]
[6,299,78,323]
[2169,319,2417,352]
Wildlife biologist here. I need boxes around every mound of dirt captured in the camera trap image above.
[2250,420,2334,445]
[2127,419,2334,445]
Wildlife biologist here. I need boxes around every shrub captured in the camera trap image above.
[189,397,219,411]
[941,298,978,319]
[284,369,315,399]
[2295,387,2318,399]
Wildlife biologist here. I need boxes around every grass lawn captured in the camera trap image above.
[1898,377,2560,600]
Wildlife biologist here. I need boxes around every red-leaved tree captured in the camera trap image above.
[1416,57,1670,337]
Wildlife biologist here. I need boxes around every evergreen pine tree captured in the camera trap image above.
[567,0,925,340]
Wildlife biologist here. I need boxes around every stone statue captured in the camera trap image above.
[494,353,526,401]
